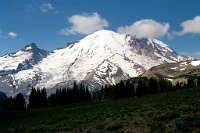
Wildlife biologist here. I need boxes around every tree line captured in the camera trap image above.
[93,77,200,101]
[1,77,200,116]
[47,82,92,107]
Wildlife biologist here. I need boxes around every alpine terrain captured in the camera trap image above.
[143,60,200,82]
[0,30,192,96]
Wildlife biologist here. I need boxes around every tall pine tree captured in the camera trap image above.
[28,87,37,109]
[14,93,26,111]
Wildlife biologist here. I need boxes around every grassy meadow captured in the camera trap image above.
[0,88,200,133]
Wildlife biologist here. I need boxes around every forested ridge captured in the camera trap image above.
[1,77,200,115]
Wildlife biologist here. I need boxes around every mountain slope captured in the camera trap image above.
[0,43,49,76]
[0,30,192,96]
[34,30,190,88]
[142,60,200,82]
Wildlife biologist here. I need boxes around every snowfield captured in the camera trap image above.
[0,51,32,70]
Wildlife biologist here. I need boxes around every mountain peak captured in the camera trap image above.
[81,30,120,42]
[23,43,38,51]
[0,43,49,75]
[92,30,116,35]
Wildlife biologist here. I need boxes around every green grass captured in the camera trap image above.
[0,88,200,133]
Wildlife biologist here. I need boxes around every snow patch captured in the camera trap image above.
[171,67,178,70]
[180,62,187,67]
[191,60,200,66]
[166,78,173,81]
[180,67,186,71]
[25,46,32,50]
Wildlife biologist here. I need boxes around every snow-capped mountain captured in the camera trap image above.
[0,30,192,96]
[0,43,49,76]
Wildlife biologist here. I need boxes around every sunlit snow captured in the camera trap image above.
[191,60,200,66]
[0,51,32,70]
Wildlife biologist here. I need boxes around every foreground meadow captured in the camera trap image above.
[0,88,200,132]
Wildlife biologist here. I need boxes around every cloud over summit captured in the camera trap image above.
[117,19,170,39]
[60,12,109,35]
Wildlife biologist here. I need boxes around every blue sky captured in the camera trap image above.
[0,0,200,58]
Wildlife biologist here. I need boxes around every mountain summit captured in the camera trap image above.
[0,30,192,96]
[0,43,49,76]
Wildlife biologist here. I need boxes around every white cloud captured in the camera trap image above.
[8,32,17,38]
[40,2,54,13]
[173,16,200,36]
[117,19,170,39]
[60,12,109,35]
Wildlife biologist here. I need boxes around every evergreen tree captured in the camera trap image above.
[85,86,92,102]
[99,86,104,100]
[136,81,141,97]
[28,87,37,109]
[28,87,47,109]
[66,87,72,104]
[125,80,131,97]
[41,88,48,108]
[0,98,9,115]
[148,78,158,94]
[7,96,15,111]
[93,90,102,101]
[130,82,135,97]
[62,88,68,105]
[136,80,146,97]
[142,80,147,96]
[48,93,57,106]
[104,84,109,100]
[158,78,166,93]
[175,81,180,90]
[197,77,200,89]
[187,78,194,89]
[119,81,124,98]
[14,93,26,111]
[36,89,41,107]
[56,89,62,105]
[113,85,118,100]
[72,81,79,103]
[79,83,85,102]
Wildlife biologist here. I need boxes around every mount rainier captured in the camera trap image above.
[0,30,192,96]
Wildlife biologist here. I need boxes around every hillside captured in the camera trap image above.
[142,60,200,83]
[0,88,200,132]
